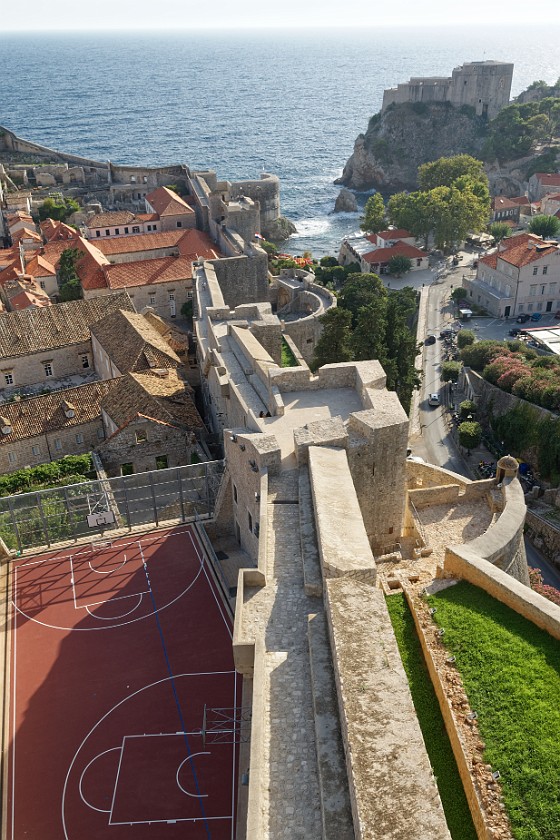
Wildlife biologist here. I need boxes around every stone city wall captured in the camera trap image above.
[444,549,560,640]
[524,509,560,571]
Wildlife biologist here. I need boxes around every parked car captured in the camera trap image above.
[516,313,531,323]
[530,312,542,322]
[440,328,455,338]
[425,334,437,345]
[428,393,441,407]
[508,328,521,337]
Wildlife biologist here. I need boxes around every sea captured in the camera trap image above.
[0,26,559,256]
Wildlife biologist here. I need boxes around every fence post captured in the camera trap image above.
[36,494,51,547]
[177,468,186,522]
[7,497,23,554]
[149,473,159,527]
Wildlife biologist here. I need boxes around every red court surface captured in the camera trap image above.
[6,525,240,840]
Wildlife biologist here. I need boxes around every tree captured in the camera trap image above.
[360,193,385,234]
[489,222,511,244]
[181,299,193,319]
[338,273,387,327]
[528,214,560,239]
[458,421,482,454]
[441,361,462,383]
[311,308,353,371]
[387,255,412,276]
[418,155,488,191]
[57,247,83,301]
[459,399,476,420]
[38,197,80,223]
[350,304,388,364]
[456,329,475,350]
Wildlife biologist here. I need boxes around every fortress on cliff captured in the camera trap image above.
[382,60,514,121]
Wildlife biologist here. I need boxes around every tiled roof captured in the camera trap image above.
[507,196,532,206]
[12,227,42,243]
[8,287,52,311]
[101,369,204,432]
[86,211,139,229]
[90,310,180,374]
[362,242,426,263]
[491,196,519,210]
[375,229,412,240]
[544,192,560,202]
[135,213,159,222]
[497,235,558,268]
[0,292,134,358]
[40,218,81,242]
[535,173,560,187]
[0,261,22,285]
[479,252,499,270]
[42,237,111,292]
[25,254,57,278]
[95,230,186,256]
[102,255,194,289]
[0,379,119,445]
[176,229,220,259]
[145,186,194,217]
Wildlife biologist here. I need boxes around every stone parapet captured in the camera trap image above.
[325,578,451,840]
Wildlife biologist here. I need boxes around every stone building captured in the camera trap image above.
[0,292,134,396]
[381,60,514,121]
[144,186,197,232]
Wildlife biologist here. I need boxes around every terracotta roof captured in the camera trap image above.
[375,229,412,241]
[8,287,52,311]
[86,211,139,229]
[102,255,194,290]
[6,211,33,222]
[479,252,499,270]
[362,242,426,263]
[544,192,560,202]
[498,236,558,269]
[42,238,111,292]
[176,229,220,259]
[40,218,81,242]
[0,292,134,359]
[100,369,204,432]
[507,196,532,206]
[145,186,194,217]
[135,213,159,222]
[90,310,180,374]
[25,254,57,278]
[0,261,22,285]
[534,173,560,187]
[0,379,119,445]
[95,230,186,256]
[11,227,42,243]
[491,196,519,210]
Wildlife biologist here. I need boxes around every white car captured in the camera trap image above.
[428,393,441,407]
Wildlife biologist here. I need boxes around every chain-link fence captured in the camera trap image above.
[0,460,225,554]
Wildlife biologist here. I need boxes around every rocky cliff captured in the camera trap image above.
[336,102,486,192]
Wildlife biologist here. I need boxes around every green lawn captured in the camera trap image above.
[386,594,477,840]
[280,337,299,367]
[428,581,560,840]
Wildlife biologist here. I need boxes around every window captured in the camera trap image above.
[76,433,84,444]
[131,176,136,183]
[44,362,53,377]
[115,228,120,235]
[54,439,62,451]
[528,303,533,311]
[153,224,157,230]
[96,230,100,237]
[149,294,156,305]
[168,293,175,301]
[177,221,182,228]
[147,225,152,232]
[537,302,543,311]
[81,354,90,369]
[124,227,129,234]
[541,285,546,295]
[105,229,110,236]
[121,462,134,476]
[155,455,168,470]
[135,429,147,444]
[132,226,140,234]
[40,280,46,290]
[248,511,253,533]
[32,445,40,456]
[233,484,238,504]
[8,452,17,464]
[533,266,538,275]
[4,372,13,386]
[543,266,548,275]
[530,285,537,297]
[416,258,421,267]
[187,291,193,299]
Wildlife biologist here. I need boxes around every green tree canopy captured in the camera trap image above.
[38,197,80,223]
[458,421,482,453]
[360,192,386,234]
[528,214,560,239]
[311,308,353,371]
[338,273,387,327]
[58,247,83,301]
[441,360,462,382]
[387,255,412,276]
[456,329,475,350]
[489,222,511,244]
[418,155,488,191]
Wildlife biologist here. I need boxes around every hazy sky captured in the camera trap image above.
[3,0,560,31]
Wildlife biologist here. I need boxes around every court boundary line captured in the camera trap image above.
[188,531,232,641]
[70,554,151,611]
[60,671,235,840]
[11,533,206,632]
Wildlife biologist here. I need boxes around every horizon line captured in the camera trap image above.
[2,22,559,33]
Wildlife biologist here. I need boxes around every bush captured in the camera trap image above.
[456,329,475,349]
[441,360,462,382]
[459,399,476,419]
[458,420,482,452]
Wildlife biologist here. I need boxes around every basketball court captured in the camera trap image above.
[5,525,240,840]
